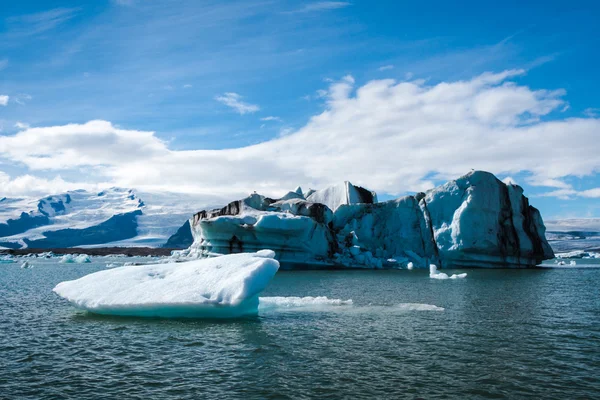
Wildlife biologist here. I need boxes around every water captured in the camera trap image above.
[1,258,599,399]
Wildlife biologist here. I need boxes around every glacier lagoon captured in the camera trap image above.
[1,256,599,398]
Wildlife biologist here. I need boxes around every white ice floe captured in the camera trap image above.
[20,261,32,269]
[258,296,353,311]
[429,264,467,280]
[257,298,444,314]
[394,303,444,311]
[53,251,280,318]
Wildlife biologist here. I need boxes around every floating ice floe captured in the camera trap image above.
[429,264,467,280]
[53,250,280,318]
[394,303,444,311]
[258,296,353,311]
[257,297,444,314]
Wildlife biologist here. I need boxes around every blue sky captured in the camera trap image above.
[0,0,599,220]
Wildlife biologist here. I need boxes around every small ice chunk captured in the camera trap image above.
[569,260,576,266]
[406,262,414,270]
[60,254,91,263]
[429,264,466,280]
[20,261,32,269]
[74,254,91,263]
[59,255,75,264]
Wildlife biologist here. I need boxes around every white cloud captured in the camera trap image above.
[580,188,600,198]
[0,59,7,71]
[378,65,394,71]
[502,176,517,185]
[15,122,30,130]
[0,120,167,170]
[183,84,192,89]
[0,172,105,198]
[1,70,600,200]
[261,116,282,122]
[215,92,259,115]
[0,95,8,106]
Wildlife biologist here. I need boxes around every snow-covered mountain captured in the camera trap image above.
[0,188,202,249]
[544,218,600,253]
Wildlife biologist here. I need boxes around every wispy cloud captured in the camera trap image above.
[584,108,599,118]
[5,7,80,37]
[283,1,351,14]
[13,94,32,105]
[0,59,8,71]
[378,65,394,71]
[0,95,8,106]
[215,92,259,115]
[112,0,136,6]
[260,116,282,122]
[15,122,30,130]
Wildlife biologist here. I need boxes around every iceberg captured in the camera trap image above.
[53,250,280,318]
[177,171,553,269]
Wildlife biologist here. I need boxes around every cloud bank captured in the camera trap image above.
[1,70,599,199]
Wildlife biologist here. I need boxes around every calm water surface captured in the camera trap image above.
[1,258,599,399]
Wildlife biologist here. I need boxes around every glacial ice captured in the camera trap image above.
[20,261,32,269]
[53,251,280,318]
[180,171,553,269]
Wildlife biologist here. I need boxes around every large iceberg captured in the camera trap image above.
[177,171,554,269]
[53,250,280,318]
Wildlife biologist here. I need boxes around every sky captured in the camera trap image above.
[0,0,599,220]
